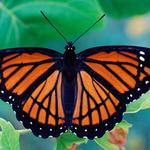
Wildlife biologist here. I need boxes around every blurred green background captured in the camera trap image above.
[0,0,150,150]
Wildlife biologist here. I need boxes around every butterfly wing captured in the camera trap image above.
[0,48,67,138]
[71,46,150,139]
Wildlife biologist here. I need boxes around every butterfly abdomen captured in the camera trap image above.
[62,79,77,124]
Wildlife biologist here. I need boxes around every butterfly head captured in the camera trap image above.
[65,42,75,51]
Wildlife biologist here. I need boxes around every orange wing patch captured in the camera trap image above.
[22,71,65,126]
[3,52,51,68]
[85,51,150,94]
[72,71,120,126]
[1,52,54,95]
[87,51,138,65]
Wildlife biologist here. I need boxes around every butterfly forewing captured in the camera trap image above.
[0,48,67,138]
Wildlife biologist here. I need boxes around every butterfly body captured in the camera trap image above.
[62,42,77,123]
[0,45,150,139]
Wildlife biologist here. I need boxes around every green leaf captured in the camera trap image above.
[98,0,150,18]
[95,120,132,150]
[0,118,20,150]
[126,91,150,113]
[56,131,88,150]
[115,120,132,130]
[0,132,2,150]
[95,134,119,150]
[140,98,150,110]
[0,0,103,49]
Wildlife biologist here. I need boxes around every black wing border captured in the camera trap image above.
[0,47,63,58]
[77,45,150,57]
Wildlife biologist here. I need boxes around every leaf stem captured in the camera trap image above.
[68,144,77,150]
[18,129,31,135]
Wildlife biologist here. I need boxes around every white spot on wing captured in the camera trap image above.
[145,80,149,84]
[1,90,4,94]
[105,123,108,126]
[140,64,143,67]
[140,51,145,55]
[139,56,145,61]
[9,96,12,99]
[95,128,98,131]
[130,94,133,97]
[137,88,141,91]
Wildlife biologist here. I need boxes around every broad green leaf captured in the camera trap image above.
[95,120,132,150]
[98,0,150,18]
[0,118,20,150]
[126,91,150,113]
[0,0,103,49]
[56,131,87,150]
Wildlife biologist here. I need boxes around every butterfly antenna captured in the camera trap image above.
[72,14,105,45]
[40,11,69,43]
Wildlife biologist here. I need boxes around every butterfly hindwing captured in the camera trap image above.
[70,46,150,139]
[0,48,67,138]
[14,70,67,138]
[71,70,125,139]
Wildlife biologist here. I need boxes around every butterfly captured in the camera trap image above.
[0,43,150,139]
[0,11,150,140]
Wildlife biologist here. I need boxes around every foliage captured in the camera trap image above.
[0,0,150,150]
[0,0,102,49]
[98,0,150,18]
[126,91,150,113]
[0,118,20,150]
[56,131,88,150]
[95,120,132,150]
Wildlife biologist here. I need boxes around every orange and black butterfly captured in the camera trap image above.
[0,44,150,139]
[0,12,150,139]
